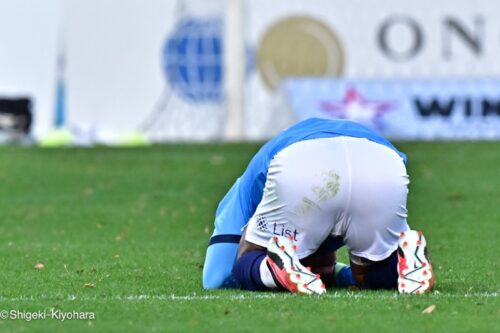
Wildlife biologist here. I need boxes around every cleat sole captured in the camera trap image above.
[397,230,434,294]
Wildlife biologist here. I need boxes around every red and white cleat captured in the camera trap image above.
[397,230,435,294]
[266,236,326,295]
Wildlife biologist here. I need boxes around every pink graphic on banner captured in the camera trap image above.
[320,87,395,128]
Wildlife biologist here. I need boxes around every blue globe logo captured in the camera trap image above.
[163,18,223,103]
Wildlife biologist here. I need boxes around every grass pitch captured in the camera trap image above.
[0,142,498,332]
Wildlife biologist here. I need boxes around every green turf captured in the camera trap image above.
[0,142,498,332]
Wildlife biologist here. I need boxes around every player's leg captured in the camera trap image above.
[231,231,277,291]
[233,138,355,293]
[343,136,409,290]
[233,233,329,293]
[233,232,354,293]
[342,137,434,293]
[350,251,399,290]
[350,230,434,293]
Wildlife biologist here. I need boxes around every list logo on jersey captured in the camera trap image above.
[319,88,396,129]
[272,224,299,241]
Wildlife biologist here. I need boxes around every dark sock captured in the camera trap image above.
[232,251,268,291]
[361,251,398,290]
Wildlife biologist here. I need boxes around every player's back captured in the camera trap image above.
[258,118,406,164]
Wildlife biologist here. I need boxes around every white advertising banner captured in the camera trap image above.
[63,0,226,142]
[244,0,500,139]
[0,0,60,138]
[284,79,500,140]
[63,0,175,140]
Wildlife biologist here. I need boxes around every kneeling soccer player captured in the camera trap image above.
[202,118,435,295]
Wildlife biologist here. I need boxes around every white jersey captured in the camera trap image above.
[245,136,410,265]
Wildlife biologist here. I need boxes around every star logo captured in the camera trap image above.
[319,87,396,128]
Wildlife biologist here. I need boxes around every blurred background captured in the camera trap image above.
[1,0,499,146]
